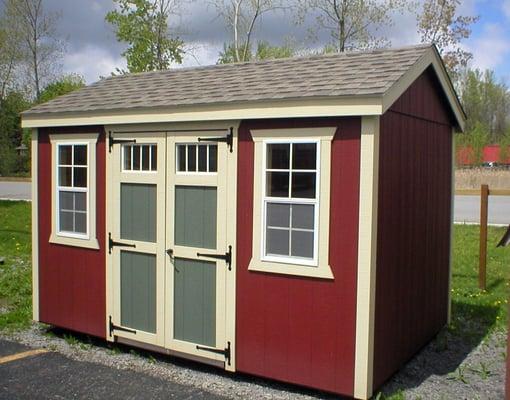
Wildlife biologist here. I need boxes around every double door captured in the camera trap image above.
[107,129,235,366]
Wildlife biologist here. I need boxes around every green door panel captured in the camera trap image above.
[173,258,216,346]
[121,183,157,243]
[121,251,156,333]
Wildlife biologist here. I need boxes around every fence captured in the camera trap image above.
[455,185,510,290]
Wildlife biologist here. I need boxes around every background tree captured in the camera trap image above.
[417,0,479,77]
[37,73,85,104]
[217,40,295,63]
[212,0,285,63]
[0,16,23,102]
[106,0,185,73]
[3,0,64,100]
[297,0,409,52]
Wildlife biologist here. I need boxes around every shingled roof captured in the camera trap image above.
[24,44,436,116]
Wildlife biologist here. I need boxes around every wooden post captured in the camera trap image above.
[479,184,489,290]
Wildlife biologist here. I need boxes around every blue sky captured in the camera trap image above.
[29,0,510,84]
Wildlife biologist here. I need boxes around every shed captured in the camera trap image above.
[22,44,465,399]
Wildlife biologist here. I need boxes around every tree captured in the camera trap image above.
[217,40,295,63]
[297,0,409,52]
[3,0,64,100]
[106,0,184,73]
[212,0,285,63]
[459,69,509,143]
[0,16,23,102]
[417,0,479,76]
[37,74,85,104]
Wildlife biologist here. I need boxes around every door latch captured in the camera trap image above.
[197,245,232,270]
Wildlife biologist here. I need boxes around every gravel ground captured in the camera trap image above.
[1,324,507,400]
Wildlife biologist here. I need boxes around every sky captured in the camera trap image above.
[26,0,510,84]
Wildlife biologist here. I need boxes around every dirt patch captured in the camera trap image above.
[456,168,510,190]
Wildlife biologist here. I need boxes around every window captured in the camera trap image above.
[263,142,318,264]
[176,144,217,173]
[57,144,88,236]
[248,127,335,279]
[123,144,157,172]
[49,133,99,249]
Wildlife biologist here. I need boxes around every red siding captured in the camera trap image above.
[236,118,361,396]
[38,126,106,338]
[373,68,453,389]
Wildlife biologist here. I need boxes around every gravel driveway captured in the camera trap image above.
[1,324,506,399]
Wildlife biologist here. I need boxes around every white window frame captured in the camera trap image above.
[249,127,335,279]
[175,143,218,175]
[121,143,158,174]
[49,133,99,249]
[262,138,320,266]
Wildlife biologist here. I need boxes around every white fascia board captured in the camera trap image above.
[21,98,383,129]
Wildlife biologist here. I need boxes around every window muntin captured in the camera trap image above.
[122,144,157,172]
[56,143,89,237]
[262,140,319,265]
[176,144,217,173]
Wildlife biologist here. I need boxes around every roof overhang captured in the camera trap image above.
[382,45,466,132]
[21,46,465,131]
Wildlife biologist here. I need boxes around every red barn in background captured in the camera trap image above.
[457,144,510,166]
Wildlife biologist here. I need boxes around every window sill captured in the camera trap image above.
[248,258,334,279]
[49,234,100,250]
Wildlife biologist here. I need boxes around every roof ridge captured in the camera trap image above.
[102,43,433,82]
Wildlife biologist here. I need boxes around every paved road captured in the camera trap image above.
[0,181,508,225]
[0,339,225,400]
[454,195,509,225]
[0,182,30,201]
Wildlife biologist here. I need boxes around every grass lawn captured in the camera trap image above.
[0,200,32,331]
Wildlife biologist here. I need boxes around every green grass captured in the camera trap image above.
[0,200,32,331]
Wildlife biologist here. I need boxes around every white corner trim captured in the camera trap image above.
[354,116,380,400]
[31,128,39,322]
[248,127,336,280]
[49,133,100,250]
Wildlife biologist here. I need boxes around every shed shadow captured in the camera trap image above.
[378,301,499,398]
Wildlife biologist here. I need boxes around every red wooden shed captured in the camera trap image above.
[22,44,465,399]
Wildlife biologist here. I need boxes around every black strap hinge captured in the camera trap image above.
[196,245,232,271]
[196,341,231,365]
[109,316,136,337]
[109,131,136,153]
[198,127,233,153]
[108,232,136,254]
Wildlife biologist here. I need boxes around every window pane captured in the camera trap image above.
[59,145,72,165]
[177,145,186,171]
[267,143,290,169]
[291,230,314,258]
[292,143,316,170]
[187,145,197,171]
[75,192,86,212]
[59,167,72,186]
[209,145,217,172]
[141,145,150,171]
[133,145,140,170]
[267,203,290,228]
[59,191,74,210]
[75,212,87,234]
[74,145,87,166]
[151,145,157,171]
[59,210,74,232]
[124,146,132,170]
[292,204,314,229]
[74,167,87,188]
[266,171,289,197]
[266,228,289,256]
[291,172,316,198]
[198,145,207,172]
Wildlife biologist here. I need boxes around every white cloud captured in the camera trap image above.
[63,45,126,83]
[465,23,510,71]
[179,42,222,68]
[503,0,510,19]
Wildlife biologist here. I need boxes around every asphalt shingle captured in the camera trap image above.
[23,44,432,116]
